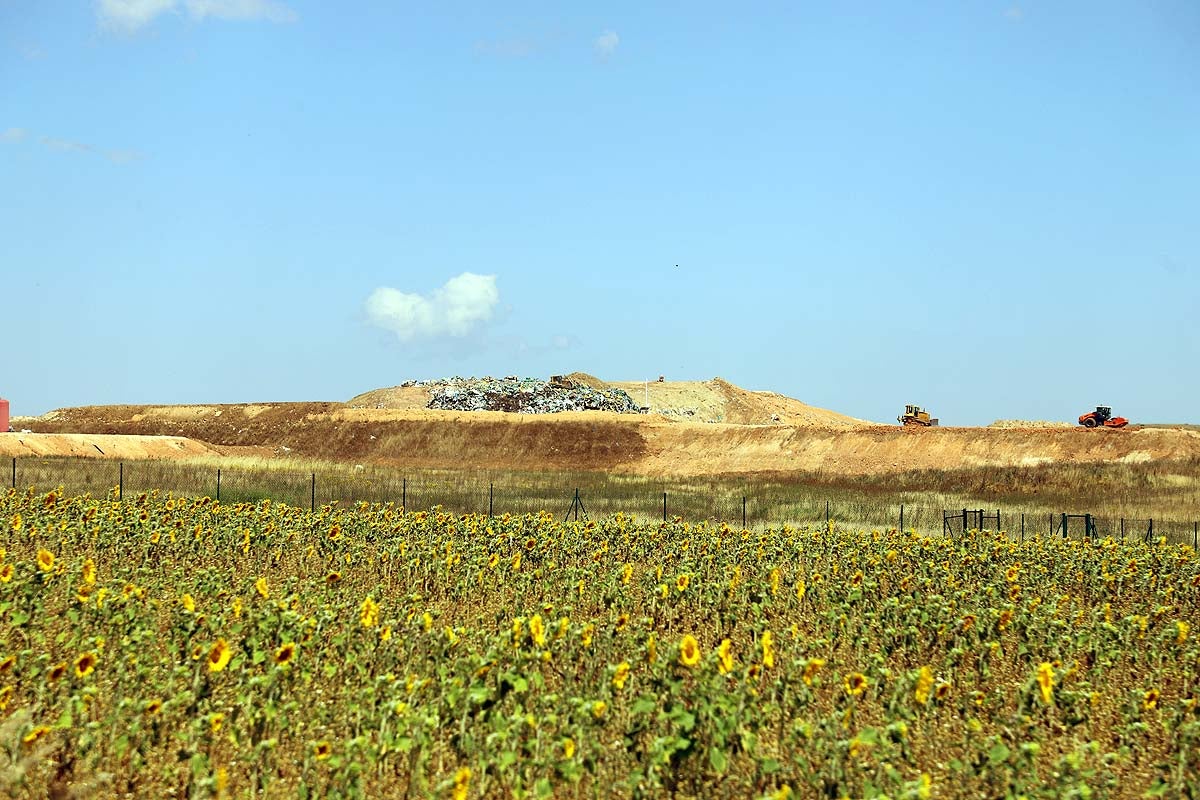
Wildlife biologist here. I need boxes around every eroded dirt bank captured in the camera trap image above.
[16,402,1200,477]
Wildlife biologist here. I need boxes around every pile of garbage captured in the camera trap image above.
[424,376,647,415]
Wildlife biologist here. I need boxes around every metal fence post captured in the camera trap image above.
[663,492,667,522]
[402,477,406,511]
[216,468,221,502]
[10,457,14,489]
[489,482,493,518]
[826,500,830,526]
[899,504,904,533]
[1020,513,1024,541]
[119,462,123,501]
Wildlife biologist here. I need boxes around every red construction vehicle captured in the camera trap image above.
[1078,406,1128,428]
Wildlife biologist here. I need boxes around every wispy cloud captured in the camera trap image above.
[183,0,296,23]
[594,29,619,58]
[366,273,500,342]
[97,0,177,32]
[40,135,94,155]
[1004,5,1024,21]
[3,126,142,163]
[41,135,145,163]
[97,0,296,32]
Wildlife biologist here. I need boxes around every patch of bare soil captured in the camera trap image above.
[563,372,610,391]
[607,377,870,428]
[0,433,219,459]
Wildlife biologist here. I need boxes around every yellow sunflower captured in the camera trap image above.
[208,639,233,673]
[844,672,868,697]
[717,639,735,675]
[679,634,701,668]
[37,549,55,573]
[275,643,296,666]
[612,661,631,690]
[761,631,775,669]
[914,666,934,705]
[74,652,97,678]
[1035,662,1054,705]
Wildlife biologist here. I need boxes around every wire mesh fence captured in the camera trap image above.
[7,456,1200,546]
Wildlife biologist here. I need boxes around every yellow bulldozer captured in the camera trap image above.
[898,404,938,427]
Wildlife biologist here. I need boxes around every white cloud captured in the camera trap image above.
[96,0,296,32]
[40,135,93,154]
[19,131,143,163]
[97,0,176,32]
[594,29,619,57]
[366,273,500,342]
[183,0,296,23]
[1004,5,1024,21]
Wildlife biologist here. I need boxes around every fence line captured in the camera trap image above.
[7,456,1200,546]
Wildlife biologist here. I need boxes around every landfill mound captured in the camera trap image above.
[347,374,869,427]
[426,375,645,415]
[608,377,870,428]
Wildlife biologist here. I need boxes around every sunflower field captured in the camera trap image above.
[1,486,1198,798]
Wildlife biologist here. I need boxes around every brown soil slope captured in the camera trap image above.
[0,432,219,460]
[21,400,1200,477]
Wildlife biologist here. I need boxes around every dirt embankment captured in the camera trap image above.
[19,400,1200,477]
[0,432,220,460]
[630,423,1200,476]
[596,377,870,427]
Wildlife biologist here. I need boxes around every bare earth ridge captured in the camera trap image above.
[8,377,1199,476]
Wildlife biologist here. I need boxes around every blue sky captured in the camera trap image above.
[2,1,1197,425]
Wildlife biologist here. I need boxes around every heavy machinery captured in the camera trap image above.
[898,404,938,427]
[1078,406,1128,428]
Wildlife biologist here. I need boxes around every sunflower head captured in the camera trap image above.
[275,643,296,666]
[74,652,97,678]
[679,634,701,668]
[844,672,868,697]
[207,639,232,673]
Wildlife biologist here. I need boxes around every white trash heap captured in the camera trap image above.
[421,376,646,415]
